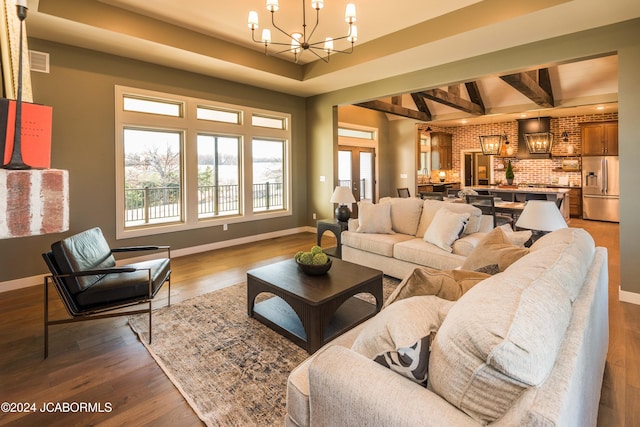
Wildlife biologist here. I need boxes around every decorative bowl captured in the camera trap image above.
[296,257,332,275]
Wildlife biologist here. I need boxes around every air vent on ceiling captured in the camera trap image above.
[29,50,49,73]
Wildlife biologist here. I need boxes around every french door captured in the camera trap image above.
[338,146,375,217]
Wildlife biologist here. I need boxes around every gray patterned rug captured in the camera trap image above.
[128,277,399,427]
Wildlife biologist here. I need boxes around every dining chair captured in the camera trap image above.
[465,195,514,229]
[397,188,411,198]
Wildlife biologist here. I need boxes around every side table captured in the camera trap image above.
[317,218,348,258]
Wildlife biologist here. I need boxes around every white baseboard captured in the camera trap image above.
[0,226,316,293]
[619,288,640,306]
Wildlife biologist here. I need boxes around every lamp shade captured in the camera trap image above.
[330,186,356,205]
[515,200,567,232]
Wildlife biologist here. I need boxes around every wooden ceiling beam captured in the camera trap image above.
[500,69,555,108]
[410,93,432,121]
[417,88,485,115]
[355,100,431,121]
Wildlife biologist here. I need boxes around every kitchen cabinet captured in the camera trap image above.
[417,182,460,195]
[580,121,618,155]
[569,188,582,218]
[430,132,452,170]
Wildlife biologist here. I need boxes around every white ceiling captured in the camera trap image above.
[26,0,638,124]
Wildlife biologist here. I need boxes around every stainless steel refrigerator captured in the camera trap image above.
[582,156,619,222]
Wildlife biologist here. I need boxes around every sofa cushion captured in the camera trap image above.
[461,227,529,272]
[385,267,491,306]
[352,296,454,385]
[497,223,532,247]
[430,274,573,423]
[51,227,116,294]
[451,233,485,257]
[514,227,596,302]
[428,228,596,423]
[380,197,425,235]
[424,208,469,253]
[416,200,483,238]
[356,202,395,234]
[342,231,414,257]
[393,238,466,271]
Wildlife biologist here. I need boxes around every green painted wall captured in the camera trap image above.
[0,39,307,283]
[307,19,640,298]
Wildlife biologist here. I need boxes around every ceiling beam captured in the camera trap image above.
[410,93,432,121]
[500,69,555,108]
[355,100,431,121]
[465,82,486,112]
[417,88,485,115]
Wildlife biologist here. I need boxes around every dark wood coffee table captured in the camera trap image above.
[247,258,383,354]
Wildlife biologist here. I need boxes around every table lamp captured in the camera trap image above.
[515,200,567,245]
[330,186,356,222]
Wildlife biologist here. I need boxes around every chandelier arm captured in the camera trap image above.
[309,43,354,55]
[306,46,329,63]
[270,11,296,41]
[305,8,321,46]
[306,24,354,48]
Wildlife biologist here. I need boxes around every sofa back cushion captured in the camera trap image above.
[51,227,116,294]
[355,202,395,234]
[428,228,596,423]
[379,197,424,235]
[415,200,482,238]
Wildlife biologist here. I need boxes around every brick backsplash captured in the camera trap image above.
[420,113,618,186]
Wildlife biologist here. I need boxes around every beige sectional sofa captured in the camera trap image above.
[286,227,609,426]
[342,197,494,279]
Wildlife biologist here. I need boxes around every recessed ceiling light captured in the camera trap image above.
[596,106,605,110]
[461,119,467,124]
[520,114,527,118]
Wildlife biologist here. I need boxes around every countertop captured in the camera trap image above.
[471,186,571,194]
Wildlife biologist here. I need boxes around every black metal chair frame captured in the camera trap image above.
[465,194,514,229]
[42,245,171,358]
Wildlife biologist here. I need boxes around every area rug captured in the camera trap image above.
[128,276,399,427]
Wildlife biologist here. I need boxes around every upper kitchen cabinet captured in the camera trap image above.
[580,121,618,156]
[430,132,453,170]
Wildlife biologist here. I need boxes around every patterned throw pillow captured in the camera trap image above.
[374,335,431,385]
[351,295,453,386]
[461,227,530,272]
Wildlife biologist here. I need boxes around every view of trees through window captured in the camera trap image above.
[124,128,181,225]
[116,86,291,236]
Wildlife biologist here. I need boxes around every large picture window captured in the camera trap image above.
[115,86,292,238]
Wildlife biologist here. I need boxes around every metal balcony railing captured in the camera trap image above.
[124,182,283,226]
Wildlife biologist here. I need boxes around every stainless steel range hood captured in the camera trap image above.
[517,117,552,159]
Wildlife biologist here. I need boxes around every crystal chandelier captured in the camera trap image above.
[247,0,358,63]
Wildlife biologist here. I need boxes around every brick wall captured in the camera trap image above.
[0,169,69,239]
[420,113,618,186]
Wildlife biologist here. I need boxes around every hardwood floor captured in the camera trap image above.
[0,221,637,426]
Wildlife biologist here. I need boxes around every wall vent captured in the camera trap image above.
[29,50,50,73]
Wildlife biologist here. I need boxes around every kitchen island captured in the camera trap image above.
[470,186,571,221]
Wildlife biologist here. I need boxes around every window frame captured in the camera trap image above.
[115,85,292,239]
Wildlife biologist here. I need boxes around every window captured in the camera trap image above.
[252,138,284,212]
[197,134,240,218]
[115,86,292,238]
[123,128,182,226]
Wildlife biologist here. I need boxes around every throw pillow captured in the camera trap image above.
[385,267,491,307]
[498,223,532,247]
[356,202,395,234]
[415,200,483,237]
[423,208,470,252]
[461,227,530,272]
[351,295,454,386]
[380,197,424,235]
